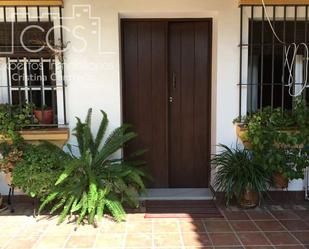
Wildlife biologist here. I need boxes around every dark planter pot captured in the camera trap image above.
[0,194,7,213]
[273,172,289,189]
[34,109,54,125]
[239,190,259,209]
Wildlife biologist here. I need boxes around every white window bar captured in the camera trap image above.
[8,58,54,104]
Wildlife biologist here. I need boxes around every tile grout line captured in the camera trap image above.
[2,216,31,249]
[122,216,129,249]
[31,216,58,249]
[223,212,245,248]
[268,210,306,248]
[246,210,276,249]
[61,222,75,249]
[202,219,214,248]
[151,219,155,249]
[92,217,105,249]
[176,219,185,249]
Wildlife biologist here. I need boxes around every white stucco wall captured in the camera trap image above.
[0,0,305,194]
[61,0,241,190]
[61,0,240,144]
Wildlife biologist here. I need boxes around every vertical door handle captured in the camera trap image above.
[172,72,177,90]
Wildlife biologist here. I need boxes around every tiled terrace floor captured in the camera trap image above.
[1,203,309,249]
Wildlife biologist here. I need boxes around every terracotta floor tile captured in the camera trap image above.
[71,225,99,236]
[125,233,152,247]
[230,221,259,232]
[95,233,125,248]
[275,246,305,249]
[0,237,12,248]
[18,223,49,238]
[125,248,152,249]
[185,247,213,249]
[255,221,286,232]
[126,221,152,234]
[127,213,148,221]
[204,220,232,233]
[224,211,250,220]
[35,216,59,225]
[271,211,300,220]
[265,232,300,245]
[180,221,206,233]
[0,224,24,236]
[45,224,74,236]
[65,235,96,248]
[209,233,241,246]
[214,246,244,249]
[294,210,309,221]
[247,210,274,221]
[245,246,273,249]
[4,206,309,249]
[292,231,309,244]
[214,247,244,249]
[101,222,126,233]
[153,220,179,233]
[154,233,182,247]
[182,232,212,247]
[280,220,309,231]
[35,235,68,249]
[5,237,39,249]
[238,232,270,246]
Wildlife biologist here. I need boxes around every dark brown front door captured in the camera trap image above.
[122,19,212,188]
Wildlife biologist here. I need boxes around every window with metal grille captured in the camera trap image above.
[239,4,309,119]
[0,6,66,127]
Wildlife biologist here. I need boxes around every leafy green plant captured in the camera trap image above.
[0,104,35,140]
[235,98,309,181]
[12,142,69,198]
[212,144,269,206]
[0,138,25,177]
[39,109,147,226]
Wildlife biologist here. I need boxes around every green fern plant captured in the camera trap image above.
[39,109,147,225]
[212,144,269,206]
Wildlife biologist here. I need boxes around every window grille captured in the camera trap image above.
[239,4,309,119]
[0,5,66,127]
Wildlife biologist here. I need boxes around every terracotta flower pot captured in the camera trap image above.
[0,194,3,208]
[239,189,259,209]
[34,109,54,125]
[272,172,289,189]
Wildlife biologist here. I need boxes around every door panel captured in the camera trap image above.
[169,21,212,188]
[122,19,212,188]
[122,21,169,188]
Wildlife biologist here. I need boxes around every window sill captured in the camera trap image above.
[235,124,304,149]
[0,128,69,148]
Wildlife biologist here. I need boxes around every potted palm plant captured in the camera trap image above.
[39,109,148,226]
[212,145,269,208]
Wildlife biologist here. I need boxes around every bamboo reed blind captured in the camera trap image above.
[0,0,63,6]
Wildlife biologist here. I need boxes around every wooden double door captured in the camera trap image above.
[122,19,212,188]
